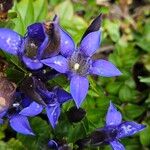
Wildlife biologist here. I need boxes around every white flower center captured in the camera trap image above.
[74,63,80,70]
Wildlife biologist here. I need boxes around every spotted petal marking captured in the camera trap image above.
[0,28,22,55]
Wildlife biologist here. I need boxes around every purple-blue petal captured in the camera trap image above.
[0,118,3,124]
[90,60,122,77]
[46,103,60,128]
[110,140,125,150]
[41,55,69,73]
[21,96,32,108]
[59,27,75,57]
[0,110,7,118]
[0,110,7,124]
[48,140,58,149]
[53,87,72,104]
[117,121,146,139]
[27,23,46,42]
[22,56,43,70]
[0,28,22,55]
[9,114,34,135]
[106,101,122,126]
[70,75,89,108]
[19,102,43,117]
[37,35,49,59]
[37,88,54,99]
[80,31,101,57]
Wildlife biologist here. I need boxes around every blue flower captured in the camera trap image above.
[41,15,122,108]
[85,102,146,150]
[0,93,36,135]
[19,86,72,128]
[0,15,60,70]
[0,77,34,135]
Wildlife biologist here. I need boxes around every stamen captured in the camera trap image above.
[24,39,38,58]
[69,52,90,76]
[74,63,80,70]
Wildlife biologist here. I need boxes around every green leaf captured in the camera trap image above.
[139,77,150,84]
[140,124,150,146]
[104,19,120,42]
[33,0,48,22]
[68,122,87,143]
[119,85,131,102]
[124,104,145,119]
[7,138,25,150]
[54,0,73,21]
[106,82,122,95]
[17,117,51,150]
[109,40,138,69]
[0,20,15,29]
[137,39,150,52]
[12,13,25,35]
[136,21,150,52]
[119,85,135,102]
[6,68,25,83]
[0,141,7,150]
[15,0,34,27]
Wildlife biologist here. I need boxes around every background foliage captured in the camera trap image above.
[0,0,150,149]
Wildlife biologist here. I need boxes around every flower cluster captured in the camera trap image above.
[76,102,146,150]
[0,14,146,149]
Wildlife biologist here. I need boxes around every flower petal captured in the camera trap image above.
[59,27,75,57]
[19,102,43,117]
[20,77,47,106]
[9,114,34,135]
[22,56,43,70]
[80,31,101,57]
[48,140,58,149]
[0,28,22,55]
[106,101,122,126]
[0,118,3,124]
[90,60,122,77]
[27,23,46,42]
[81,14,102,41]
[117,121,146,138]
[70,75,89,108]
[46,103,60,128]
[0,110,7,118]
[41,55,69,73]
[110,140,125,150]
[54,87,72,104]
[37,35,49,59]
[0,110,7,124]
[21,96,32,108]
